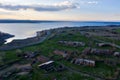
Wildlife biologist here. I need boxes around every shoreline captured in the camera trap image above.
[6,24,120,43]
[0,32,14,45]
[0,25,120,51]
[0,30,51,50]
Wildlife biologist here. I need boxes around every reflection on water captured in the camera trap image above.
[0,22,119,43]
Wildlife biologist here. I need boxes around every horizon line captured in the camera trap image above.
[0,19,120,23]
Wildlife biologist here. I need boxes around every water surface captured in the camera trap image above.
[0,21,120,43]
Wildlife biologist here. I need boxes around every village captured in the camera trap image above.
[0,26,120,80]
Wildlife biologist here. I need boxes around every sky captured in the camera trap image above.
[0,0,120,21]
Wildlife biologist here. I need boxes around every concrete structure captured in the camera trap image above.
[37,30,50,37]
[71,58,95,67]
[114,52,120,57]
[38,61,55,72]
[38,61,65,72]
[37,55,49,63]
[53,50,68,58]
[16,64,32,72]
[58,41,85,47]
[90,48,114,55]
[53,50,78,58]
[82,48,114,55]
[17,51,38,59]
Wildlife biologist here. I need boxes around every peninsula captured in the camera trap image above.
[0,31,14,45]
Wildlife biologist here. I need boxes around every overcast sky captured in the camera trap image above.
[0,0,120,21]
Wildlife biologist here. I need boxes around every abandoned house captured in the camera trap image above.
[53,50,69,58]
[71,58,95,67]
[58,41,85,47]
[37,30,50,37]
[97,43,115,47]
[17,51,38,59]
[38,61,65,72]
[90,48,114,55]
[16,64,32,72]
[113,52,120,57]
[38,61,55,72]
[82,47,91,55]
[37,55,49,63]
[53,50,78,59]
[97,43,120,49]
[82,47,119,57]
[90,49,114,55]
[17,72,29,76]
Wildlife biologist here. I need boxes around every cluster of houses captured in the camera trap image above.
[82,47,120,57]
[0,63,32,79]
[16,49,66,73]
[80,27,120,41]
[16,50,66,73]
[53,50,95,67]
[0,52,67,79]
[58,41,85,47]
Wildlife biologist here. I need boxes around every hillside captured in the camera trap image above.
[0,26,120,80]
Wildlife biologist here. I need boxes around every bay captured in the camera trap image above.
[0,21,120,43]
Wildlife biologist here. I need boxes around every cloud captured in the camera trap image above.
[0,12,9,15]
[74,0,98,5]
[0,1,78,12]
[87,1,98,4]
[0,8,14,15]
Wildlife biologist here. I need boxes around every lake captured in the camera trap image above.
[0,21,120,43]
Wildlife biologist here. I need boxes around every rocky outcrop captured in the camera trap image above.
[0,31,14,45]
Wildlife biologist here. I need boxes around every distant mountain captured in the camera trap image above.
[0,19,59,23]
[0,19,120,23]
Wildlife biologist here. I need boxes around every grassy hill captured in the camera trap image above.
[0,26,120,80]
